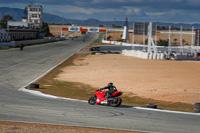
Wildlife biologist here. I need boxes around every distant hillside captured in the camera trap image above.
[0,7,26,21]
[155,22,200,30]
[0,7,200,29]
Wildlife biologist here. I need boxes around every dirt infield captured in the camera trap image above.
[57,54,200,104]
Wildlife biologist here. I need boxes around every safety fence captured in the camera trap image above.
[102,40,200,60]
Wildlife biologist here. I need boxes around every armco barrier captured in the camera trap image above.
[102,40,142,46]
[15,38,62,47]
[102,40,110,44]
[1,38,63,48]
[0,41,15,47]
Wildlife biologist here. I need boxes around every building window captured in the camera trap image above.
[30,8,39,12]
[35,20,38,23]
[32,14,38,18]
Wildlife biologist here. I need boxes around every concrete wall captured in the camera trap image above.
[122,50,165,60]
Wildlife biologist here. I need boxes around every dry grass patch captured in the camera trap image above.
[121,94,193,112]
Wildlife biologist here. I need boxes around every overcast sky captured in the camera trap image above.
[1,0,200,24]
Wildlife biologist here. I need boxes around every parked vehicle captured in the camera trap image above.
[90,47,100,51]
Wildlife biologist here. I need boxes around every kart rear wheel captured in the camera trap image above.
[88,95,97,105]
[110,97,122,107]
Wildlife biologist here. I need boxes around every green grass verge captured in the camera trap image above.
[29,53,194,112]
[0,46,10,50]
[94,32,106,43]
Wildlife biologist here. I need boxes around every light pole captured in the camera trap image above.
[143,23,145,47]
[180,26,183,54]
[114,18,116,42]
[168,25,171,56]
[191,26,194,55]
[198,30,200,46]
[61,16,64,37]
[132,21,134,44]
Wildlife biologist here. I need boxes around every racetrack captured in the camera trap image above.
[0,33,200,133]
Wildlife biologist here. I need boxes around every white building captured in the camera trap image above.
[24,5,43,28]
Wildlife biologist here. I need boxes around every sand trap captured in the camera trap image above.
[57,54,200,104]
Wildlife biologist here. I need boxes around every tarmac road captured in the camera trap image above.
[0,33,200,133]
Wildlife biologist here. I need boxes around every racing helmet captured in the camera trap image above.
[108,82,113,86]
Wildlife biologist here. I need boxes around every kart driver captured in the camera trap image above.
[99,82,117,98]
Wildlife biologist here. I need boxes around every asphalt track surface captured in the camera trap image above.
[0,33,200,133]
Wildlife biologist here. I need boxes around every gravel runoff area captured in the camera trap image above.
[57,54,200,105]
[0,121,139,133]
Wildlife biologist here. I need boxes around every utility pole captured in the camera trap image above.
[143,23,145,48]
[60,16,64,37]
